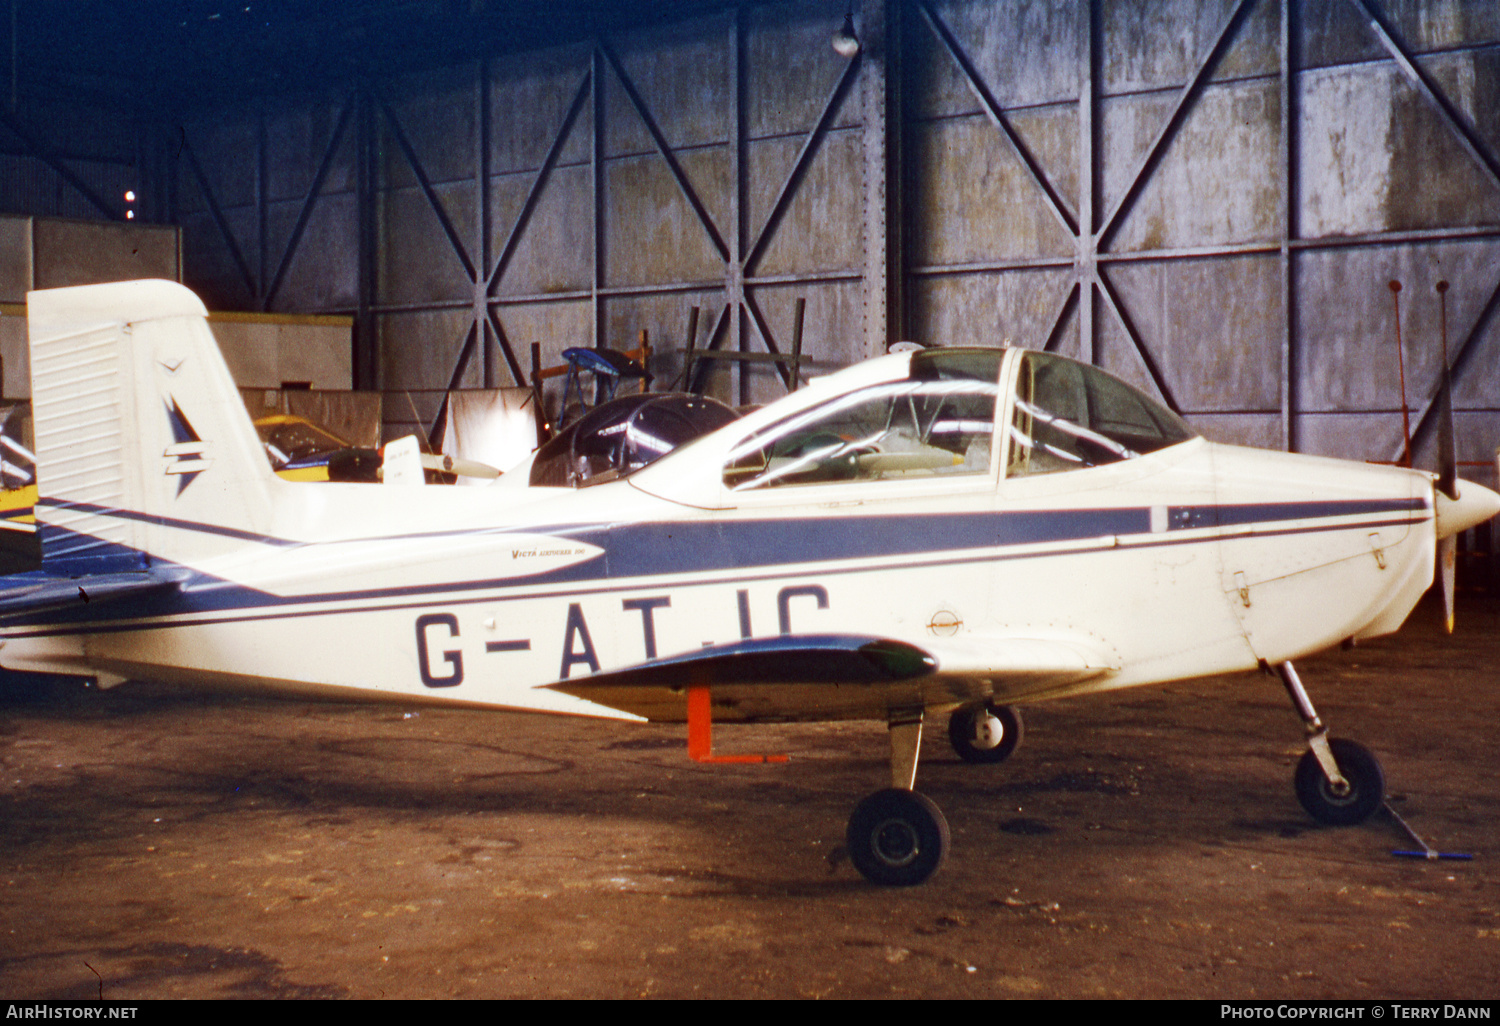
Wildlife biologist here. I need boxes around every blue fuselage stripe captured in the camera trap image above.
[4,499,1428,634]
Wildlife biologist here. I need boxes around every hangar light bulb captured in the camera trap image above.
[832,13,860,58]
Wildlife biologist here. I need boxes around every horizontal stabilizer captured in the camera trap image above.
[0,570,183,618]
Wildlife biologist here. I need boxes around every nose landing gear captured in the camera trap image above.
[1275,661,1385,825]
[947,702,1023,764]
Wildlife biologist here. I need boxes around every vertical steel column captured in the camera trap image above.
[591,43,605,352]
[354,84,380,391]
[861,0,890,360]
[1280,0,1297,452]
[256,105,269,305]
[1078,0,1098,364]
[8,0,16,113]
[477,58,494,389]
[730,7,747,405]
[885,0,905,344]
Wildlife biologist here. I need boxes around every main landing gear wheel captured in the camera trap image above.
[846,788,950,887]
[1294,737,1385,826]
[948,703,1023,764]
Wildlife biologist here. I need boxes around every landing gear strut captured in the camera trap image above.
[846,707,950,886]
[1275,661,1385,825]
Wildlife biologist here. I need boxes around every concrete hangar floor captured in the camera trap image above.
[1,594,1496,1000]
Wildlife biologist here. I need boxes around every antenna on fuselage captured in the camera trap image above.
[1434,281,1457,502]
[1434,280,1460,634]
[1388,280,1413,469]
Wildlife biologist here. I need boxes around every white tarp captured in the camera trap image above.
[440,388,539,482]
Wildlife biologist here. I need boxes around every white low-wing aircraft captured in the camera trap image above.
[4,279,1497,886]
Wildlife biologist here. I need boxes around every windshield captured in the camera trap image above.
[723,349,1002,491]
[1007,352,1195,476]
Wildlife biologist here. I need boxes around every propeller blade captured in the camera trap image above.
[420,452,501,479]
[1439,532,1457,634]
[1435,281,1458,501]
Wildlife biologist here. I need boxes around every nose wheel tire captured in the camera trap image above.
[1294,737,1385,826]
[846,788,950,887]
[948,703,1023,764]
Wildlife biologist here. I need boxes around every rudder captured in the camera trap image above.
[27,279,279,572]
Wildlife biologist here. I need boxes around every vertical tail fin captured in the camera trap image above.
[27,279,280,572]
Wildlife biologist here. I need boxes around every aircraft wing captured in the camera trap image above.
[545,632,1117,723]
[0,570,185,618]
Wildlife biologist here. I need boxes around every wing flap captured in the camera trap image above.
[545,632,1118,723]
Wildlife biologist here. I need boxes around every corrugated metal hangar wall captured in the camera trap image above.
[3,0,1499,481]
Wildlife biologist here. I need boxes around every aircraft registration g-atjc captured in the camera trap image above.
[3,279,1497,886]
